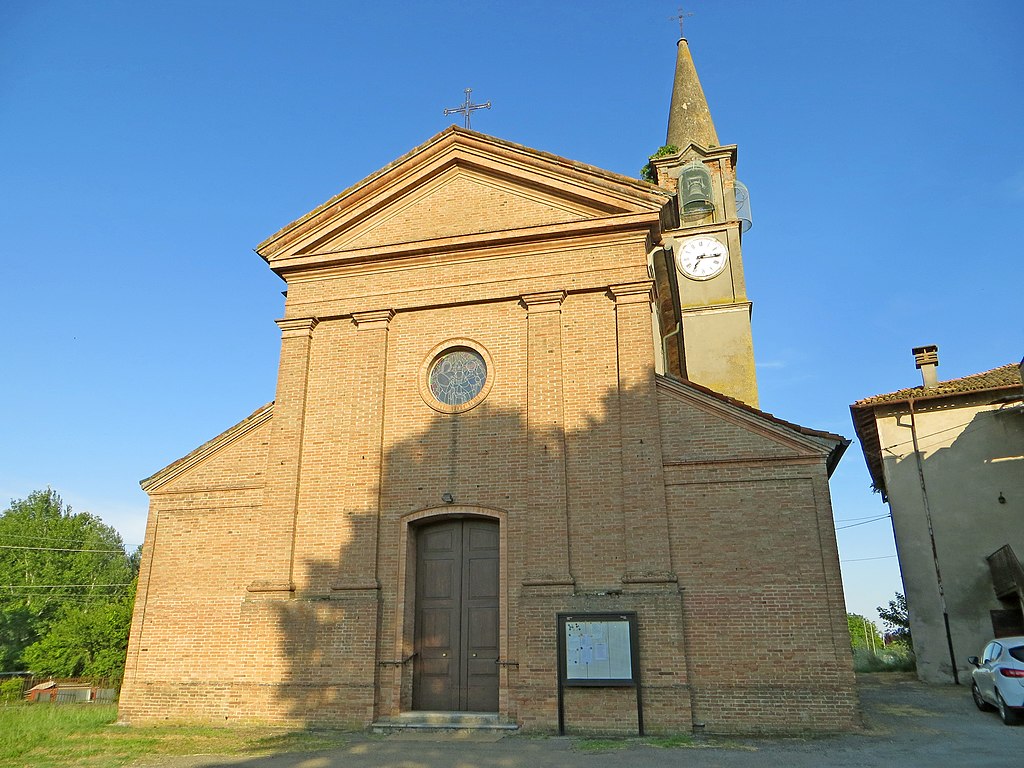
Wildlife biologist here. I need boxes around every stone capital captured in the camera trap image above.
[275,317,319,337]
[351,309,396,329]
[608,281,654,305]
[521,290,567,314]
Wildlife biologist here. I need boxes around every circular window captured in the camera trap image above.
[419,339,494,414]
[429,348,486,405]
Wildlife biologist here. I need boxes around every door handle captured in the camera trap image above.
[442,653,447,657]
[472,653,478,657]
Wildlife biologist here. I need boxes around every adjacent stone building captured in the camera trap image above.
[119,39,858,734]
[851,347,1024,684]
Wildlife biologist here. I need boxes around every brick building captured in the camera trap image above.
[119,39,858,734]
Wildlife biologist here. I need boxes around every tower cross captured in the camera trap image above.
[671,7,694,37]
[444,88,491,129]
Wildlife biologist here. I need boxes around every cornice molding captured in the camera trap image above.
[678,300,752,318]
[351,308,396,329]
[275,317,319,337]
[521,290,567,313]
[608,281,654,305]
[271,212,661,279]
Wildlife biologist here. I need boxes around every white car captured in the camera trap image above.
[969,636,1024,725]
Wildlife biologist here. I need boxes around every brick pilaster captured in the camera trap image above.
[331,309,395,592]
[608,283,676,585]
[249,316,319,593]
[521,291,574,589]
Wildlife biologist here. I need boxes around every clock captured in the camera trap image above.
[676,236,729,280]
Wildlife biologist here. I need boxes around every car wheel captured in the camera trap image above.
[996,692,1020,725]
[972,682,994,711]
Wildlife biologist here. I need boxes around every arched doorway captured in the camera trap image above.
[412,518,499,711]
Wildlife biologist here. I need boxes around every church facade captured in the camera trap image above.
[119,40,858,734]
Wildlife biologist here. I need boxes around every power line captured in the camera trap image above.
[835,514,891,531]
[835,514,892,528]
[840,554,898,563]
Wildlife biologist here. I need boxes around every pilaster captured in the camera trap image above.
[608,283,676,586]
[520,291,574,589]
[249,316,319,593]
[330,308,395,592]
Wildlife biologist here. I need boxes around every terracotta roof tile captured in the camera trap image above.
[852,362,1022,407]
[849,360,1022,500]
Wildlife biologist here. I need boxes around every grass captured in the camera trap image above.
[0,702,349,768]
[852,646,916,673]
[572,738,629,752]
[644,734,695,747]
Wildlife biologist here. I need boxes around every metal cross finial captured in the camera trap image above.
[444,88,491,130]
[671,7,694,37]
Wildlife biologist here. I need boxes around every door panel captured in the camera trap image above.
[414,518,499,712]
[413,521,462,710]
[462,520,499,711]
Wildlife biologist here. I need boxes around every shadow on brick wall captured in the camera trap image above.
[258,380,647,727]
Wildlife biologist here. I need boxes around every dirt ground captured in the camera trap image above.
[143,674,1022,768]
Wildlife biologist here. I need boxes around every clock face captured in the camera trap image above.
[677,236,729,280]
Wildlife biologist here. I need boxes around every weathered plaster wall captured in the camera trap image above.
[877,396,1024,683]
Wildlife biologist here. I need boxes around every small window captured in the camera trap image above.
[1009,646,1024,663]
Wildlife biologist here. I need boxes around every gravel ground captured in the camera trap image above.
[143,674,1022,768]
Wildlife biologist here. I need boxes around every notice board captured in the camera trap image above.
[561,614,636,684]
[556,612,642,734]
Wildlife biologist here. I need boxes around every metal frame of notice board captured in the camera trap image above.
[556,612,642,736]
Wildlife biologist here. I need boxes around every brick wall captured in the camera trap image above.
[120,136,856,734]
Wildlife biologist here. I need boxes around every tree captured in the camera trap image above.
[878,592,912,646]
[847,613,882,651]
[0,490,135,673]
[21,596,133,678]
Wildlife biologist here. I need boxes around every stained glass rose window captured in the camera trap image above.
[428,348,487,407]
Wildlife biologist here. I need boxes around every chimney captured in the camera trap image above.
[912,345,939,389]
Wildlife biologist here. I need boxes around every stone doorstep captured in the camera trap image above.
[371,711,519,732]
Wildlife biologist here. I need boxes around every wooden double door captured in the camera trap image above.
[413,518,499,712]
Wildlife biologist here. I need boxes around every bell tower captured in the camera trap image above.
[649,36,758,408]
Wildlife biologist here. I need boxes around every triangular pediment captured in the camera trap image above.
[656,376,848,473]
[257,127,674,270]
[317,164,593,253]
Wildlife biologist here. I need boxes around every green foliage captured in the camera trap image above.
[21,598,133,679]
[847,613,882,650]
[640,144,680,182]
[0,490,135,676]
[0,677,25,704]
[878,592,912,645]
[852,644,916,673]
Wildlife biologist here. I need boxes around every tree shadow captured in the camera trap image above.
[245,372,855,735]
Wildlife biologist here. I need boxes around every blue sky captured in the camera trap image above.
[2,1,1021,626]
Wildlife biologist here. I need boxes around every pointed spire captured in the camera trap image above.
[666,38,719,149]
